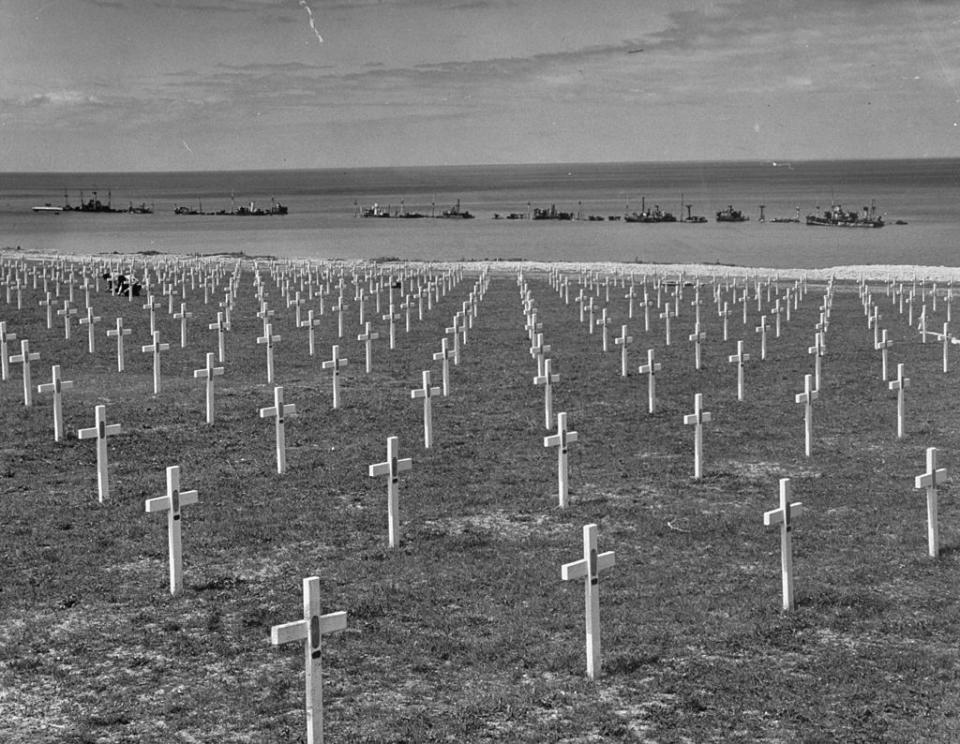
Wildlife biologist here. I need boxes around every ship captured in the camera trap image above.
[771,207,802,224]
[716,205,749,222]
[32,204,62,213]
[625,197,676,223]
[806,202,883,228]
[438,199,474,219]
[62,190,122,213]
[176,196,288,216]
[533,204,574,220]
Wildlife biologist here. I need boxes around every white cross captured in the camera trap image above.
[368,435,412,548]
[561,523,615,679]
[9,338,40,407]
[795,373,818,457]
[875,328,892,381]
[638,348,661,414]
[659,305,674,345]
[0,320,17,381]
[727,340,749,401]
[142,294,158,334]
[57,301,77,339]
[432,337,455,397]
[78,306,102,354]
[193,352,225,424]
[683,393,712,480]
[444,314,461,365]
[689,322,706,370]
[411,370,442,448]
[530,332,551,377]
[173,302,193,348]
[533,357,560,430]
[807,332,824,391]
[596,307,611,351]
[321,345,349,409]
[299,309,321,357]
[77,404,122,502]
[257,324,281,384]
[888,363,910,440]
[145,465,199,595]
[614,325,633,378]
[106,317,132,372]
[764,478,804,611]
[755,315,768,361]
[288,291,305,327]
[36,364,74,441]
[357,321,379,374]
[915,447,949,558]
[719,301,731,341]
[544,411,578,508]
[382,304,401,349]
[260,385,297,474]
[141,330,170,395]
[270,576,347,744]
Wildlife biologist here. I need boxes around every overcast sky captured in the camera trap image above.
[1,0,958,172]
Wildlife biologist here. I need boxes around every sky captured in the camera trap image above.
[1,0,958,172]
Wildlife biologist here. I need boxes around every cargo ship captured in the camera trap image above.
[806,202,883,228]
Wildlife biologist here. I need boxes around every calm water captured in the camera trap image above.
[1,160,958,269]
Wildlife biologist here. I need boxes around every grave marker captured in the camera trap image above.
[683,393,711,479]
[141,330,170,395]
[875,328,892,381]
[915,447,948,557]
[36,364,74,441]
[638,348,661,414]
[544,411,578,508]
[9,339,40,406]
[727,340,749,401]
[795,373,818,457]
[78,307,102,354]
[259,385,297,474]
[560,523,615,679]
[763,478,803,611]
[614,325,633,377]
[145,465,199,595]
[321,345,349,409]
[888,363,910,439]
[410,370,441,448]
[533,357,559,430]
[357,322,379,374]
[0,321,16,381]
[368,435,412,548]
[173,302,193,348]
[257,324,281,384]
[77,404,121,502]
[106,317,132,372]
[432,337,454,397]
[270,576,347,744]
[193,352,224,424]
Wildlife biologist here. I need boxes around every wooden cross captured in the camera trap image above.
[888,363,910,439]
[383,304,400,349]
[410,370,442,448]
[683,393,712,480]
[561,523,615,679]
[270,576,347,744]
[57,300,77,339]
[9,339,40,407]
[533,357,560,430]
[260,386,297,474]
[207,311,228,362]
[321,345,349,409]
[193,352,225,424]
[357,322,379,374]
[915,447,949,557]
[0,320,16,381]
[659,305,673,346]
[39,292,55,329]
[529,332,551,377]
[332,296,348,339]
[142,294,158,334]
[764,478,804,611]
[288,291,305,327]
[77,306,102,354]
[432,337,455,397]
[727,340,749,401]
[688,322,706,370]
[624,285,636,319]
[875,328,892,381]
[106,317,132,372]
[257,324,281,384]
[795,373,818,457]
[719,301,731,341]
[141,330,170,395]
[145,465,199,595]
[299,309,321,357]
[807,332,824,391]
[614,325,633,377]
[941,322,951,373]
[544,411,578,508]
[77,404,122,502]
[368,435,412,548]
[173,302,193,348]
[36,364,74,441]
[444,314,461,365]
[755,315,768,360]
[638,348,661,414]
[596,307,611,351]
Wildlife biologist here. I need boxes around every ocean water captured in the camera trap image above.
[1,159,958,269]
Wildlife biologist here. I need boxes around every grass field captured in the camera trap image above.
[3,256,960,743]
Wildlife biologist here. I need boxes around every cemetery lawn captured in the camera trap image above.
[4,260,960,743]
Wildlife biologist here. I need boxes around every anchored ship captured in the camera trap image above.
[806,201,883,228]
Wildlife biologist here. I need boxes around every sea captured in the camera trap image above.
[1,159,958,270]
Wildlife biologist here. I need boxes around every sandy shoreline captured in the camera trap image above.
[3,247,960,284]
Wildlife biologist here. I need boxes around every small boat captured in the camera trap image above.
[32,204,62,213]
[806,202,883,228]
[716,205,749,222]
